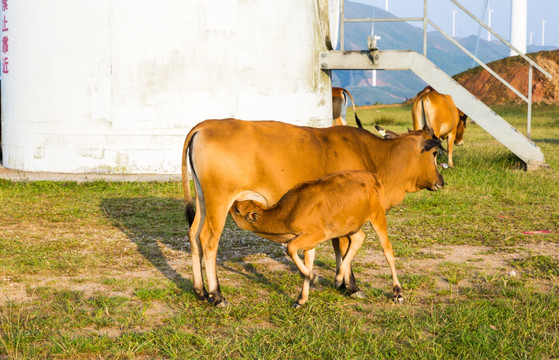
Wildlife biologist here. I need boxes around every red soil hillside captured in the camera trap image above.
[453,50,559,105]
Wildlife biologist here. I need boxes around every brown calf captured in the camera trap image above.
[231,170,401,307]
[412,86,467,167]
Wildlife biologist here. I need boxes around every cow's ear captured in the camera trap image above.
[422,139,441,152]
[460,113,468,127]
[246,211,261,223]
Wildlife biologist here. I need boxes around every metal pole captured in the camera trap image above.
[452,10,457,37]
[340,0,345,51]
[542,19,546,46]
[472,0,488,68]
[423,0,427,56]
[487,8,493,41]
[527,65,533,139]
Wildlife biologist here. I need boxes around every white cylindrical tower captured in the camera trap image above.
[1,0,333,174]
[510,0,527,55]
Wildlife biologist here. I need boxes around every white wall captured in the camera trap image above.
[1,0,333,174]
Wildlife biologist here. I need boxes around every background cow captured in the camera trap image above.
[332,87,363,127]
[412,86,467,167]
[182,119,444,306]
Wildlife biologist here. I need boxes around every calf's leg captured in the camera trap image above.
[370,211,404,303]
[294,248,316,308]
[332,237,361,296]
[286,234,321,307]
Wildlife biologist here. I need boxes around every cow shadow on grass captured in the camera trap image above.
[101,197,193,294]
[101,196,326,299]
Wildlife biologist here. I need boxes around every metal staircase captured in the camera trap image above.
[324,0,552,170]
[320,50,545,168]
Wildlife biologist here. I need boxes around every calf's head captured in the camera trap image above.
[231,200,264,225]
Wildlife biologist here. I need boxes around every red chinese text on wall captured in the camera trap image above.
[2,0,9,74]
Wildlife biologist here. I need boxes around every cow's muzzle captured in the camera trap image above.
[428,172,445,191]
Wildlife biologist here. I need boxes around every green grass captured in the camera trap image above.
[1,104,558,359]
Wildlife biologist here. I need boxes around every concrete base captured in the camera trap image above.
[0,164,180,182]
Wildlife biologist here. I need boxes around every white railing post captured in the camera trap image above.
[527,65,533,139]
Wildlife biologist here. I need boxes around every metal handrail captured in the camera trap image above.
[449,0,550,79]
[338,0,552,139]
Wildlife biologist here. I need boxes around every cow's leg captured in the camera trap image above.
[286,235,321,307]
[332,237,361,296]
[370,211,404,304]
[446,134,455,168]
[198,200,230,307]
[335,230,365,292]
[188,195,208,301]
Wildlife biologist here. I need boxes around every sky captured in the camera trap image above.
[351,0,558,47]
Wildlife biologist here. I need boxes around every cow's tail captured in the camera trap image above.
[342,89,363,128]
[182,129,197,227]
[420,96,432,131]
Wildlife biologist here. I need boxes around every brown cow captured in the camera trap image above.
[332,87,362,127]
[231,170,404,307]
[411,86,467,167]
[182,119,444,306]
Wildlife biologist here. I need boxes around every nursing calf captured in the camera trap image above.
[231,170,397,307]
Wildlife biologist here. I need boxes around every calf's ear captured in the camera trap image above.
[246,211,261,223]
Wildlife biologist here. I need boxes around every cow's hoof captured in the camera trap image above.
[215,299,229,307]
[292,302,304,309]
[334,279,343,289]
[310,273,320,286]
[350,290,366,299]
[393,294,405,304]
[208,295,228,307]
[194,289,210,302]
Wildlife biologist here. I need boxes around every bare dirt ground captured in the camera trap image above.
[2,226,557,307]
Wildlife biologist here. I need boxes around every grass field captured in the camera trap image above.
[1,104,558,359]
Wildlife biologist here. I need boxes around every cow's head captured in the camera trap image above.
[455,111,468,146]
[232,200,263,225]
[375,125,444,192]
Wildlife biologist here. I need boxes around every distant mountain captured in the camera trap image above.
[454,50,559,105]
[333,1,558,105]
